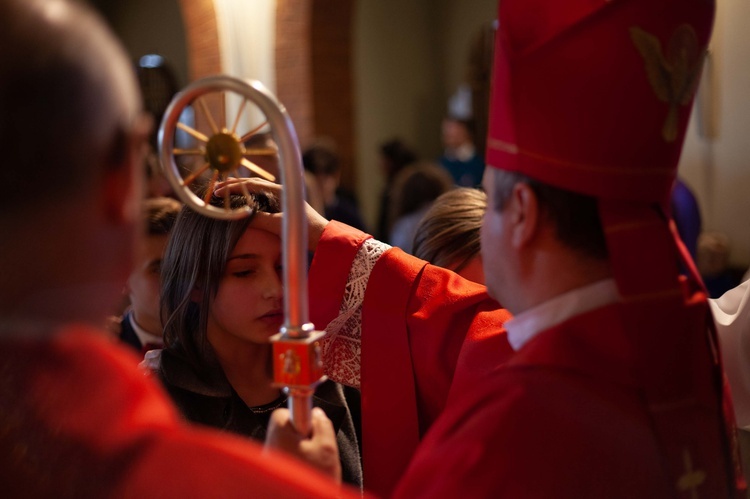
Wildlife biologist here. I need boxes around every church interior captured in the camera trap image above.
[3,0,750,495]
[86,0,750,286]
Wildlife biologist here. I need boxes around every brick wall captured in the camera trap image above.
[310,0,356,190]
[179,0,221,80]
[177,0,356,189]
[178,0,222,136]
[275,0,315,149]
[276,0,357,190]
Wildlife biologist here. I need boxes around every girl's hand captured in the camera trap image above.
[264,407,342,484]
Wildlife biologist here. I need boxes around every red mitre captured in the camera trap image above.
[487,0,716,298]
[486,0,712,205]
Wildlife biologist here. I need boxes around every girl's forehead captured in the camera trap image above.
[230,226,281,257]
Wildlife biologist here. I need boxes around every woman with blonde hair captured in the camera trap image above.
[412,187,487,284]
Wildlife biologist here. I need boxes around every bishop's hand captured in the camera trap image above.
[214,177,329,251]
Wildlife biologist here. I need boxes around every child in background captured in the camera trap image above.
[117,196,181,354]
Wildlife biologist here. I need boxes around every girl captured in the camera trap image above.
[151,191,362,487]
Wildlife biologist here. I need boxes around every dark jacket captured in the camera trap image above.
[156,348,363,488]
[117,311,142,352]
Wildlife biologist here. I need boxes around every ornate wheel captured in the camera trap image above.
[158,75,301,220]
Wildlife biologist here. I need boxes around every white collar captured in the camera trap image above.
[505,279,620,351]
[128,312,163,348]
[710,279,750,326]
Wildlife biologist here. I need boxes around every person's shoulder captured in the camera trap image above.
[442,364,624,437]
[394,367,562,497]
[397,364,664,498]
[427,365,542,435]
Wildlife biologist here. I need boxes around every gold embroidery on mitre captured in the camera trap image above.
[677,448,707,499]
[630,24,706,143]
[487,138,519,155]
[487,138,673,176]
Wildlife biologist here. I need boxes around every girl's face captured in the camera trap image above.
[206,227,284,351]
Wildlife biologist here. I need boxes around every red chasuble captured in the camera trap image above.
[308,221,513,497]
[395,295,736,498]
[0,325,359,498]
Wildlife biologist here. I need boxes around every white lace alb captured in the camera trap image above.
[320,238,391,387]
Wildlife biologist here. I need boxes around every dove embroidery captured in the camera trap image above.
[630,24,705,142]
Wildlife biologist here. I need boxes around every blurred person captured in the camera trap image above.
[118,196,181,354]
[0,0,357,495]
[388,161,453,253]
[303,139,367,231]
[438,117,485,188]
[376,138,418,241]
[136,53,179,200]
[304,169,326,216]
[412,187,486,284]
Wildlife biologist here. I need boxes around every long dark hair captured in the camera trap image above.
[160,191,280,374]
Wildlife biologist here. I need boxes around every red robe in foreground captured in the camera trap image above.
[0,325,359,498]
[394,296,739,498]
[308,222,513,497]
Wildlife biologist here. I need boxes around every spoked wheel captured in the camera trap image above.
[158,75,298,220]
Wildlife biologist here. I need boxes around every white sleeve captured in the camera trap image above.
[710,279,750,429]
[318,238,391,388]
[138,348,163,375]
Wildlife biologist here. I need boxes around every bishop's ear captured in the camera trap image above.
[509,182,541,249]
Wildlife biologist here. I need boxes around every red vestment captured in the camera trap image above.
[0,325,359,498]
[308,221,513,496]
[347,0,741,495]
[395,297,738,498]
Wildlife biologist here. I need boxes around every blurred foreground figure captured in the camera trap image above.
[0,0,354,496]
[394,0,747,497]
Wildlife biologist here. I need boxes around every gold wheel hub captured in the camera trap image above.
[206,132,243,173]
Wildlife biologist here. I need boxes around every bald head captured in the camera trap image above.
[0,0,148,323]
[0,0,141,214]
